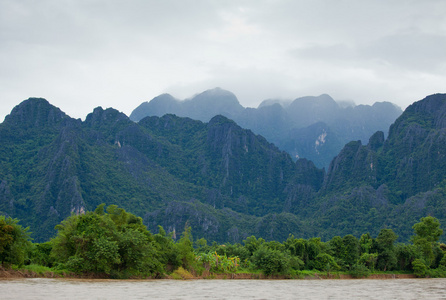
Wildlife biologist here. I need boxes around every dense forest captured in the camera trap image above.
[1,94,446,245]
[1,206,445,279]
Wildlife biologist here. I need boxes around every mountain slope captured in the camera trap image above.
[130,89,402,168]
[1,94,445,243]
[308,94,446,240]
[0,98,320,242]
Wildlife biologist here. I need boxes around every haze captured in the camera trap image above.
[1,0,445,121]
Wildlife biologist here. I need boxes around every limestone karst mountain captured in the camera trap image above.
[130,88,402,168]
[1,94,445,243]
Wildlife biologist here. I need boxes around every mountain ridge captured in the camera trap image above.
[130,88,402,168]
[1,93,445,243]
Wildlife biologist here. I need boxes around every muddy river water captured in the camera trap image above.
[2,277,446,299]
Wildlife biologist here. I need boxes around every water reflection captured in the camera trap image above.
[1,278,446,299]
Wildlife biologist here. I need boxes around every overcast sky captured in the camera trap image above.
[1,0,446,122]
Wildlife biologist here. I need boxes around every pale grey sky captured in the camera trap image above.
[1,0,445,121]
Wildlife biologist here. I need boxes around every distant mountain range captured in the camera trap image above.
[1,93,445,243]
[130,88,402,168]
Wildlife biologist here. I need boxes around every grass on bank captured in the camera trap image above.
[10,264,70,277]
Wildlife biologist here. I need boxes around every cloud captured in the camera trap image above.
[362,33,446,73]
[1,0,446,121]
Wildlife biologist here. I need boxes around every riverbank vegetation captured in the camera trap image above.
[1,205,445,279]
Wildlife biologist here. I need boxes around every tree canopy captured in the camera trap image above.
[0,216,31,267]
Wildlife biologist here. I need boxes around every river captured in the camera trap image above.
[1,278,446,299]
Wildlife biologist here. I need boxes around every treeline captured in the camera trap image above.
[1,205,445,278]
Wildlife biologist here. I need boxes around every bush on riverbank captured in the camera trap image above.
[2,206,445,279]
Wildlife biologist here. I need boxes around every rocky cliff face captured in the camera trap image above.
[130,89,402,169]
[0,98,322,241]
[1,94,445,243]
[4,98,69,129]
[322,94,446,198]
[306,93,446,240]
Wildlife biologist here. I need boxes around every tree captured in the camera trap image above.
[313,253,340,272]
[153,226,181,272]
[412,216,443,244]
[349,263,371,278]
[342,234,360,268]
[284,235,306,259]
[328,236,344,258]
[412,258,428,277]
[195,238,208,252]
[306,238,322,267]
[251,245,290,276]
[29,241,54,267]
[358,252,378,271]
[176,226,196,270]
[51,204,163,277]
[0,216,31,267]
[375,228,398,271]
[243,236,265,256]
[412,216,443,267]
[359,233,373,254]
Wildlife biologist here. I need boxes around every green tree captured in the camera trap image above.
[214,243,250,262]
[359,233,373,254]
[348,263,370,278]
[412,216,443,267]
[342,234,360,269]
[395,243,419,271]
[306,238,322,268]
[328,236,345,269]
[313,253,340,272]
[195,238,208,252]
[176,226,196,270]
[375,228,398,271]
[28,241,54,267]
[251,245,290,276]
[51,204,163,277]
[328,236,344,258]
[412,258,428,277]
[243,236,265,256]
[0,216,31,267]
[358,252,378,271]
[284,236,306,259]
[153,226,181,272]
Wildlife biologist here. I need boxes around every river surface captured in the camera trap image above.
[2,278,446,299]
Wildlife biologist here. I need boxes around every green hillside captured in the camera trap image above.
[0,94,445,243]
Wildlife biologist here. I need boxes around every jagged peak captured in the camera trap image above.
[371,101,401,110]
[207,114,237,127]
[189,87,241,105]
[195,87,236,98]
[84,106,129,127]
[150,93,178,103]
[258,99,291,109]
[388,93,446,138]
[409,94,446,128]
[134,94,178,108]
[289,94,338,108]
[367,131,385,151]
[4,97,69,128]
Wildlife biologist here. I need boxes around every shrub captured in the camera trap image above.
[251,246,290,276]
[348,263,370,278]
[171,267,194,280]
[412,259,428,277]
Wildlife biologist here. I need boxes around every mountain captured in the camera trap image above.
[130,88,244,123]
[0,98,321,242]
[308,93,446,240]
[130,89,402,168]
[1,94,445,243]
